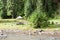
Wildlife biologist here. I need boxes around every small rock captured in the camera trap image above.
[36,29,44,32]
[1,34,3,35]
[16,22,24,25]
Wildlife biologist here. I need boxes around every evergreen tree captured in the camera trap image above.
[43,0,58,18]
[0,0,3,18]
[1,0,7,18]
[24,0,31,19]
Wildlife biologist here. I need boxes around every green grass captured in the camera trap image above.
[0,19,17,22]
[0,19,60,31]
[0,19,34,30]
[0,22,34,30]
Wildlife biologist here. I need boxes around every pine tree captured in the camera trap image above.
[1,0,7,18]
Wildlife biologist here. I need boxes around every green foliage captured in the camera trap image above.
[43,0,58,18]
[17,0,24,17]
[1,0,7,18]
[24,0,31,19]
[0,1,2,18]
[27,0,49,28]
[0,0,59,28]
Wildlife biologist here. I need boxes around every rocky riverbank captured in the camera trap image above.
[0,29,60,40]
[0,29,60,37]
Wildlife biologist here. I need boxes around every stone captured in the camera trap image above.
[16,16,22,19]
[16,22,24,25]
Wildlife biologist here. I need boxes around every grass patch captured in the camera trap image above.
[0,19,17,23]
[0,19,60,31]
[0,19,34,30]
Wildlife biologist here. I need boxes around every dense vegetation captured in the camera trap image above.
[0,0,59,28]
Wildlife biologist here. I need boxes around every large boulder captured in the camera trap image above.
[16,16,22,19]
